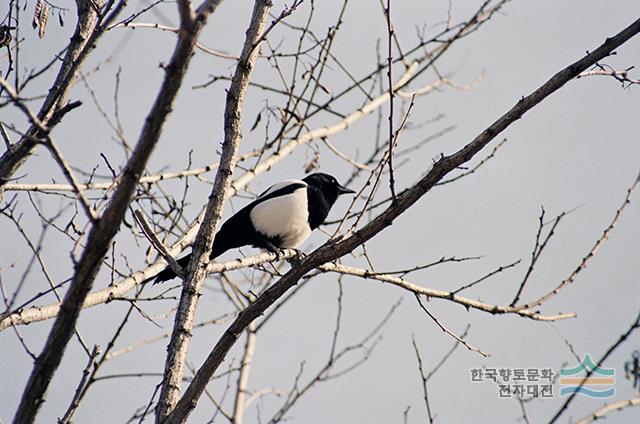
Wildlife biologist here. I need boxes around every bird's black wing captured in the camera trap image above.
[253,181,307,203]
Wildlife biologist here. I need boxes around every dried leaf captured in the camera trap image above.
[304,151,320,173]
[32,0,43,29]
[32,0,49,38]
[38,4,49,38]
[58,11,64,27]
[250,111,262,132]
[0,25,12,48]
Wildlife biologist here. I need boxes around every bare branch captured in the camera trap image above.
[0,122,12,150]
[411,335,434,423]
[510,207,564,306]
[251,0,303,51]
[0,77,96,221]
[133,209,184,281]
[1,151,261,193]
[451,259,521,295]
[415,294,489,358]
[0,0,114,191]
[12,0,223,418]
[155,1,273,420]
[163,20,640,419]
[577,62,640,87]
[574,397,640,424]
[548,309,640,423]
[520,172,640,310]
[0,250,299,332]
[435,137,508,186]
[57,345,101,424]
[320,263,573,321]
[108,22,237,59]
[232,324,256,424]
[384,0,397,199]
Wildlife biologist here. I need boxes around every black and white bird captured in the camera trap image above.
[153,172,354,283]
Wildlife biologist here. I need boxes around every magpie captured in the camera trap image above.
[152,172,355,283]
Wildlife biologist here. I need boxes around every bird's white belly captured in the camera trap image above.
[249,187,312,248]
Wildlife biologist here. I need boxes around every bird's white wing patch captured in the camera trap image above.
[250,184,311,248]
[257,179,307,199]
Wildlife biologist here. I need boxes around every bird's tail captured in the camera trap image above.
[150,231,236,284]
[152,255,191,284]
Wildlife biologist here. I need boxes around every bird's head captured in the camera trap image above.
[303,173,355,204]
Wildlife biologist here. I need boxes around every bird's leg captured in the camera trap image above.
[261,238,285,261]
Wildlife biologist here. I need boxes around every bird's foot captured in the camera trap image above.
[274,248,286,261]
[287,249,306,266]
[263,240,286,261]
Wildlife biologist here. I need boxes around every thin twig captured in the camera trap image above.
[574,397,640,424]
[57,345,101,424]
[451,259,521,295]
[133,209,184,280]
[510,207,564,306]
[415,294,489,358]
[384,0,396,199]
[321,262,574,321]
[411,335,434,423]
[520,172,640,310]
[548,309,640,423]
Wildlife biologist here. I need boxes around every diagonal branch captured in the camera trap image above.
[0,250,299,333]
[548,309,640,424]
[0,0,121,193]
[518,171,640,310]
[0,77,97,222]
[164,16,640,423]
[411,336,434,423]
[133,209,184,280]
[320,263,571,321]
[12,0,224,421]
[154,1,272,421]
[509,207,564,306]
[415,294,489,357]
[574,397,640,424]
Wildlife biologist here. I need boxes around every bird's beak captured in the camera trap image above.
[337,184,355,195]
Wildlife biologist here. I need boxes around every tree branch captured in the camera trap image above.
[12,0,221,419]
[164,16,640,423]
[574,397,640,424]
[0,0,113,192]
[547,309,640,424]
[155,1,272,420]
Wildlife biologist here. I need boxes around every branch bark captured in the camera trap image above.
[0,251,297,333]
[154,1,272,421]
[574,397,640,424]
[548,309,640,424]
[0,0,110,193]
[12,0,223,420]
[162,17,640,423]
[319,263,573,321]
